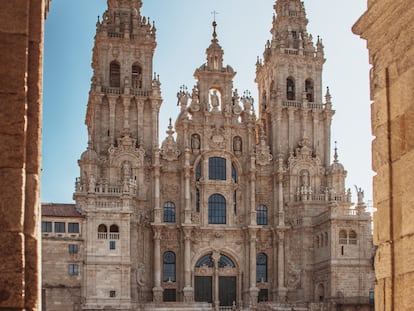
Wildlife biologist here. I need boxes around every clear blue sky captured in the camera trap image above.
[42,0,372,204]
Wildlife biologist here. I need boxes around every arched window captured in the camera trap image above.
[109,225,119,232]
[164,201,176,223]
[305,79,314,102]
[163,251,176,282]
[349,230,357,245]
[317,283,325,302]
[209,157,226,180]
[233,191,237,215]
[208,194,226,224]
[256,253,268,282]
[110,61,120,87]
[324,232,329,247]
[131,64,142,89]
[195,254,213,267]
[98,224,108,239]
[98,224,107,232]
[218,254,236,268]
[287,77,295,100]
[257,205,268,225]
[339,229,348,245]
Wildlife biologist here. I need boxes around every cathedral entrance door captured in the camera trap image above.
[195,276,212,303]
[219,276,236,306]
[194,252,238,307]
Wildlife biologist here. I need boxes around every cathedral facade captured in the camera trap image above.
[42,0,375,310]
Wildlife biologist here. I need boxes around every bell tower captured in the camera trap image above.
[74,0,161,309]
[256,0,333,168]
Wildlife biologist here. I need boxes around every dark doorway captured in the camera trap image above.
[219,276,236,306]
[195,276,212,303]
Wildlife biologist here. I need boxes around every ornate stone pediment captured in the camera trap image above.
[288,138,321,169]
[209,125,226,149]
[108,132,145,166]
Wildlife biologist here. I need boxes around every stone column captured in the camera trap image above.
[184,150,192,224]
[109,97,116,144]
[288,109,295,152]
[123,96,130,130]
[152,226,163,302]
[153,152,161,223]
[248,228,259,306]
[324,113,333,168]
[277,230,288,301]
[183,228,194,302]
[313,111,319,155]
[212,252,221,310]
[250,154,257,225]
[0,1,46,309]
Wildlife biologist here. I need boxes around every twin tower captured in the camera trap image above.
[73,0,374,310]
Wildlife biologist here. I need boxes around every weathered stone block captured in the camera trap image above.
[0,0,29,34]
[0,168,25,232]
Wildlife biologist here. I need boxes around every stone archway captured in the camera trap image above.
[194,252,238,307]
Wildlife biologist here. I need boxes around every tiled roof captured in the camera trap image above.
[41,203,82,218]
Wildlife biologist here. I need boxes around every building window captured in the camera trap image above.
[163,289,177,302]
[109,241,116,250]
[54,222,65,233]
[69,244,78,254]
[339,230,348,245]
[195,254,214,267]
[324,232,329,247]
[258,289,269,302]
[196,189,200,213]
[287,77,295,100]
[131,64,142,89]
[68,222,79,233]
[69,264,79,275]
[109,290,116,298]
[256,253,268,282]
[209,157,226,180]
[109,224,119,240]
[163,202,176,223]
[257,205,268,225]
[42,221,52,232]
[110,61,120,87]
[163,251,176,282]
[98,224,108,239]
[208,194,226,224]
[305,79,314,102]
[231,163,237,182]
[349,230,357,245]
[195,163,201,181]
[218,254,236,268]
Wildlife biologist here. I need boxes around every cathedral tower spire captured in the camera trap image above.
[256,0,332,167]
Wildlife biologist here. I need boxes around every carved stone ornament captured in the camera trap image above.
[287,261,301,289]
[160,119,181,161]
[209,125,226,149]
[108,132,146,166]
[288,138,321,169]
[256,125,273,166]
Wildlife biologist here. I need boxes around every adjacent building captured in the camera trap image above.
[42,0,375,310]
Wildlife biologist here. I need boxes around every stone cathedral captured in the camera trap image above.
[41,0,375,310]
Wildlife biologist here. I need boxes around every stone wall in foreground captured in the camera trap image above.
[353,1,414,310]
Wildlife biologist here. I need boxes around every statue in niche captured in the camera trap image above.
[301,170,309,187]
[191,134,201,153]
[210,90,220,110]
[122,161,132,181]
[233,136,242,154]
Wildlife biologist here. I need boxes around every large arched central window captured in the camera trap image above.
[209,157,226,180]
[208,194,226,224]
